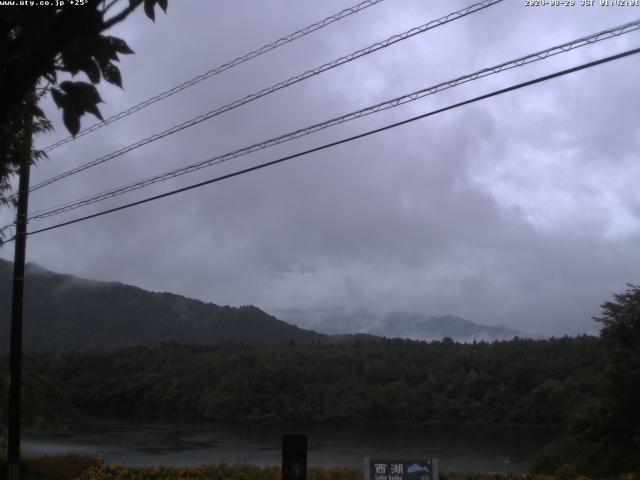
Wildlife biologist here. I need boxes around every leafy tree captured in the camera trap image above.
[0,0,168,217]
[15,336,603,429]
[534,284,640,477]
[0,365,70,452]
[589,283,640,474]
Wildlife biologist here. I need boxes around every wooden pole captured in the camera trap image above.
[7,93,33,480]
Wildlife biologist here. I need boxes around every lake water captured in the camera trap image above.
[24,418,556,472]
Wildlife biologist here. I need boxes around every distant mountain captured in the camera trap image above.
[0,259,329,352]
[0,259,531,352]
[276,308,530,343]
[374,313,526,342]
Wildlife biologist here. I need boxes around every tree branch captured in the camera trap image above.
[102,0,144,31]
[102,0,120,14]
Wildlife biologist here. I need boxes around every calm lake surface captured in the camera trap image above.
[24,418,556,472]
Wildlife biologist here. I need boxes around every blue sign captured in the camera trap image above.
[364,459,438,480]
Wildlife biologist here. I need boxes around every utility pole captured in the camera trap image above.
[7,93,33,480]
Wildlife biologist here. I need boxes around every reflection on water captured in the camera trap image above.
[24,417,556,472]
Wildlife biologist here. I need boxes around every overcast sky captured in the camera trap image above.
[2,0,639,336]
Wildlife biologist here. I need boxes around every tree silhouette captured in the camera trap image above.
[590,283,640,474]
[534,284,640,476]
[0,0,168,212]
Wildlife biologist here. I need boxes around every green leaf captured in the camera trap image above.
[59,81,102,103]
[62,109,81,136]
[57,81,104,122]
[100,63,123,88]
[157,0,167,12]
[83,59,101,84]
[33,105,46,119]
[84,103,104,121]
[50,88,65,109]
[60,50,82,75]
[59,81,74,94]
[106,36,134,55]
[144,0,155,21]
[60,41,92,75]
[94,36,119,62]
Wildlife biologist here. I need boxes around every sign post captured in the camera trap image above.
[364,458,438,480]
[282,434,307,480]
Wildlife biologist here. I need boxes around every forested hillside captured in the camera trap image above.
[0,260,328,351]
[0,260,523,350]
[22,336,602,427]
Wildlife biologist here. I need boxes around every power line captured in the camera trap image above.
[41,0,388,153]
[26,18,640,221]
[10,46,638,242]
[24,0,503,196]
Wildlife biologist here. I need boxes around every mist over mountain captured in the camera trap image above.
[0,259,328,352]
[1,260,532,352]
[276,308,533,343]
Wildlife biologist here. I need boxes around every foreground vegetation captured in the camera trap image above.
[68,465,639,480]
[2,455,637,480]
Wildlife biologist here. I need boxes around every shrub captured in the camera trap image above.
[24,454,95,480]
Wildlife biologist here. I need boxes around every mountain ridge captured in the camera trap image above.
[276,308,533,342]
[0,259,330,351]
[1,259,530,351]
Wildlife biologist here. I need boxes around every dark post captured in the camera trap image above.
[282,434,307,480]
[7,95,33,480]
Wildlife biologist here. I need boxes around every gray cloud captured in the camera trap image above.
[2,0,639,337]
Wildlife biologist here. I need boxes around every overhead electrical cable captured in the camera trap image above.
[23,0,503,197]
[41,0,388,153]
[1,45,634,244]
[25,19,640,221]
